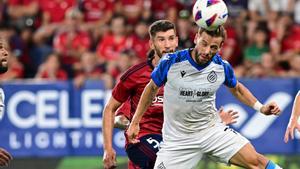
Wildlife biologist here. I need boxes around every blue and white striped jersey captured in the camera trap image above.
[151,49,237,140]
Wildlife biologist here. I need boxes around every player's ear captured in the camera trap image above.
[219,41,224,51]
[149,39,154,49]
[194,33,199,44]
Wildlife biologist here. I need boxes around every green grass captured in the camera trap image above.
[57,155,300,169]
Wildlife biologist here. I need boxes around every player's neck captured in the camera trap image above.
[152,55,160,67]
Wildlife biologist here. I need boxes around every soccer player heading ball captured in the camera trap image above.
[127,0,283,168]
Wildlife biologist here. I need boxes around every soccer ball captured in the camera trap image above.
[192,0,228,31]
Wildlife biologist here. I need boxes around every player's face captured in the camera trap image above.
[150,29,178,58]
[0,40,9,73]
[193,31,223,65]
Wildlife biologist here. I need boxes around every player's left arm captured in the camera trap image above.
[222,60,280,116]
[228,82,281,116]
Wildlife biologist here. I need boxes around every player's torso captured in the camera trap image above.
[163,60,225,134]
[129,64,164,135]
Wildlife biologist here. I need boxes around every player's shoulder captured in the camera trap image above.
[161,49,190,64]
[120,61,149,81]
[212,53,231,66]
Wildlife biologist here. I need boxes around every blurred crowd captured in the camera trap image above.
[0,0,299,89]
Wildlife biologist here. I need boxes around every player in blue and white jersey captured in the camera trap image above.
[127,26,282,169]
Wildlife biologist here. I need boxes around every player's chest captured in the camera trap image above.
[167,66,225,93]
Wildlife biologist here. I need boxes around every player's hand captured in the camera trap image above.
[284,119,300,143]
[103,148,117,169]
[0,148,12,167]
[114,115,129,130]
[219,107,239,125]
[126,123,140,144]
[260,102,281,116]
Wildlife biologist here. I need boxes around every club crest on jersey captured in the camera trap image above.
[180,70,186,77]
[207,71,217,83]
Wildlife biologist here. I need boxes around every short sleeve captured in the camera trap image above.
[112,81,132,103]
[151,55,172,87]
[222,61,237,88]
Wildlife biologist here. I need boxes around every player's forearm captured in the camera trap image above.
[102,106,115,150]
[131,81,159,125]
[230,82,257,108]
[290,91,300,122]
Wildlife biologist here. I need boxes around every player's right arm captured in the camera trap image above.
[284,90,300,143]
[126,80,159,144]
[102,97,122,169]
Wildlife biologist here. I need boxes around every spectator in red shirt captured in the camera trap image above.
[53,8,91,67]
[115,0,143,25]
[39,0,76,25]
[147,0,178,22]
[79,0,114,24]
[7,0,39,29]
[73,52,113,88]
[113,49,139,80]
[127,20,150,60]
[96,14,129,63]
[35,53,67,81]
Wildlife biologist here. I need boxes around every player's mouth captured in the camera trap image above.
[200,54,209,61]
[162,51,171,55]
[0,59,8,65]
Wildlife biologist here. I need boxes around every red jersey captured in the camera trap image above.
[39,69,68,80]
[112,61,164,138]
[96,34,129,61]
[53,31,91,64]
[80,0,114,22]
[149,0,177,20]
[127,35,149,60]
[39,0,76,23]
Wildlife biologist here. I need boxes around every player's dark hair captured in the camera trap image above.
[198,26,227,43]
[149,20,176,38]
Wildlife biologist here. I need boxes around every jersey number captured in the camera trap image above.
[146,137,160,149]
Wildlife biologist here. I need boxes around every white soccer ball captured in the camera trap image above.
[192,0,228,31]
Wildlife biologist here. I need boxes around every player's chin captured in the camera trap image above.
[0,65,8,73]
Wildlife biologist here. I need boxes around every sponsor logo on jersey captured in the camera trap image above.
[179,88,210,98]
[152,96,163,106]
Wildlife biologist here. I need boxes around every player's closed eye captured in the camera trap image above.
[200,41,208,47]
[210,46,218,52]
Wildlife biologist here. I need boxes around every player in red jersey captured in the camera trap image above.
[102,20,238,169]
[0,39,13,167]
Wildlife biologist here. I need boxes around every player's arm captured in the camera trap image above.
[102,97,122,169]
[228,81,280,116]
[126,80,159,143]
[284,91,300,143]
